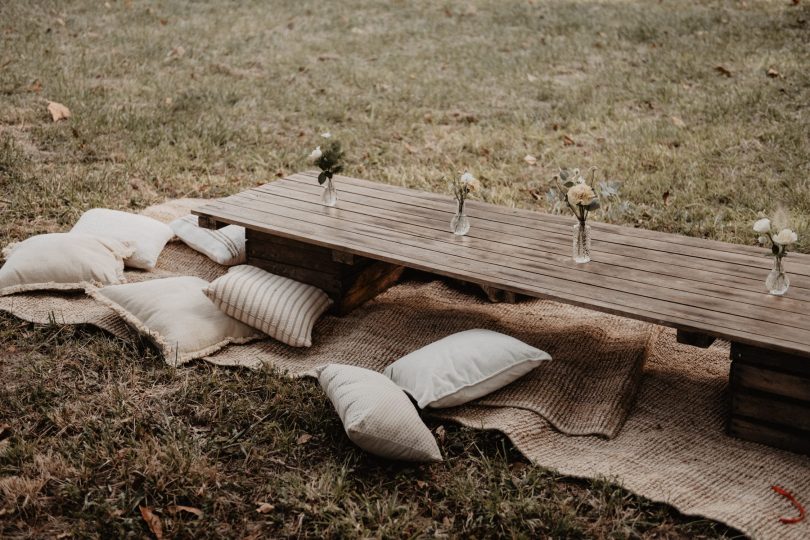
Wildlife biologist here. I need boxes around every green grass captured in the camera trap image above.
[3,0,808,537]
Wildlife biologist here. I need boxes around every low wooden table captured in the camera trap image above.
[194,171,810,454]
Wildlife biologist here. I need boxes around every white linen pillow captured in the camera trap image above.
[87,276,261,365]
[384,329,551,409]
[0,233,133,295]
[203,265,332,348]
[170,215,246,266]
[318,364,442,462]
[71,208,174,270]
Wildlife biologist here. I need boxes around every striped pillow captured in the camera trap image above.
[203,265,332,347]
[170,215,246,266]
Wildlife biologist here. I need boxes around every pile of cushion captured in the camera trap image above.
[0,207,552,463]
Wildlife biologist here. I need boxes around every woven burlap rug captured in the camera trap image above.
[1,199,808,539]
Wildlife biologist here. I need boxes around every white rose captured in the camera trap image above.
[773,228,798,246]
[567,183,596,206]
[753,218,771,234]
[309,146,322,161]
[460,172,475,184]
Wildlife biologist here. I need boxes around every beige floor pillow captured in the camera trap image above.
[0,233,133,296]
[170,215,246,266]
[71,208,174,270]
[318,364,443,462]
[87,276,262,365]
[203,265,332,347]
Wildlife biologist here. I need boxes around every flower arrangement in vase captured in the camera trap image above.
[754,215,798,295]
[554,168,600,263]
[309,136,344,207]
[450,171,480,236]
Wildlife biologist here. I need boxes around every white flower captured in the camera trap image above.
[460,172,480,193]
[773,228,798,246]
[757,236,768,245]
[567,183,596,206]
[753,218,771,234]
[309,146,322,161]
[321,132,332,138]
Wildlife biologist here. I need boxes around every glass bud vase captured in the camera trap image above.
[450,200,470,236]
[322,177,337,207]
[766,256,790,296]
[573,222,591,263]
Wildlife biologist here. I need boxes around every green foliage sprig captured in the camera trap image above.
[309,139,344,185]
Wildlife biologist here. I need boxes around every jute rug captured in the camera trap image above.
[1,199,808,539]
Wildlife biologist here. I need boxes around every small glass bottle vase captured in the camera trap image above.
[450,200,470,236]
[766,256,790,296]
[573,222,591,263]
[322,177,337,207]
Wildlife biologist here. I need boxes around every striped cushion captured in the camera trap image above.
[203,265,332,347]
[170,215,246,266]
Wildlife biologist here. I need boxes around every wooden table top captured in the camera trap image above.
[194,171,810,358]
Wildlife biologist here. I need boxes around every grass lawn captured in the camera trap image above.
[1,0,808,537]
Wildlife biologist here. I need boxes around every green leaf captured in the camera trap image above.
[559,170,569,181]
[587,199,601,211]
[563,180,575,188]
[317,171,328,185]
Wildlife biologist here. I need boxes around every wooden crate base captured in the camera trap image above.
[246,230,404,315]
[728,342,810,455]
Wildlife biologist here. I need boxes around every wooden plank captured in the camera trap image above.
[197,215,227,230]
[728,416,810,455]
[731,342,810,377]
[731,390,810,432]
[218,192,810,337]
[194,198,810,357]
[676,330,716,348]
[247,255,344,297]
[731,363,810,402]
[337,264,405,315]
[292,172,810,278]
[260,179,810,297]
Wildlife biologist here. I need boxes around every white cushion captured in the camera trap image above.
[170,215,246,266]
[0,233,133,295]
[384,329,551,409]
[88,276,261,365]
[71,208,174,270]
[318,364,442,462]
[203,265,332,348]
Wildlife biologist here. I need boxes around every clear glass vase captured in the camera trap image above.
[450,200,470,236]
[766,256,789,295]
[322,177,337,207]
[573,222,591,263]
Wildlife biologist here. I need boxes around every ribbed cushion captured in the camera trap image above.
[318,364,442,462]
[203,265,332,347]
[71,208,174,270]
[170,215,246,266]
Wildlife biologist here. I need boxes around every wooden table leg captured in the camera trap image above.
[728,342,810,455]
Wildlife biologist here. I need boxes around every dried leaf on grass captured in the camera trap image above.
[563,135,575,146]
[255,502,275,514]
[766,68,781,78]
[296,433,313,445]
[714,65,733,77]
[139,506,163,539]
[670,116,686,128]
[524,154,537,165]
[47,101,71,122]
[166,505,203,518]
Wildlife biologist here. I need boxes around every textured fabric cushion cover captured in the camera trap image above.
[0,233,133,295]
[71,208,174,270]
[170,215,246,266]
[318,364,442,462]
[384,329,551,409]
[203,265,332,347]
[88,276,261,365]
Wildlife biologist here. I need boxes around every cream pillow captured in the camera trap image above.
[170,215,246,266]
[203,265,332,348]
[71,208,174,270]
[318,364,442,462]
[384,329,551,409]
[0,233,133,296]
[88,276,261,365]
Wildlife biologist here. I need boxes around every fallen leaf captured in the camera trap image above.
[670,115,686,128]
[663,190,671,206]
[166,505,203,518]
[166,46,185,59]
[434,425,446,444]
[766,67,781,78]
[317,53,341,61]
[296,433,313,445]
[255,502,275,514]
[47,101,71,122]
[404,143,417,154]
[714,65,733,77]
[29,79,42,93]
[526,73,537,82]
[55,17,65,26]
[523,154,537,165]
[562,135,575,146]
[139,506,163,539]
[416,480,428,489]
